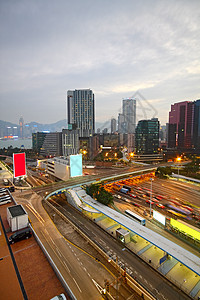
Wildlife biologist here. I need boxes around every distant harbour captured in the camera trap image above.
[0,138,32,149]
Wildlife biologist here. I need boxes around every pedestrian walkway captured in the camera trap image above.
[158,257,178,275]
[137,243,152,255]
[190,280,200,298]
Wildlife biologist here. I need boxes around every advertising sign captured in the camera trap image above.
[70,154,82,177]
[153,210,166,226]
[13,153,26,178]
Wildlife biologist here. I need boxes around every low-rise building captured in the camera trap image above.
[7,205,29,232]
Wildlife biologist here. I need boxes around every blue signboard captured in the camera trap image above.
[160,254,168,265]
[70,154,82,177]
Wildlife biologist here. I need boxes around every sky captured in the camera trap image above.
[0,0,200,126]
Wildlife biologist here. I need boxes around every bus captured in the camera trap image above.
[125,209,146,226]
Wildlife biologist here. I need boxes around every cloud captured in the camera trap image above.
[0,0,200,125]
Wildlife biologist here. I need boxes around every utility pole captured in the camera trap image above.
[150,178,153,217]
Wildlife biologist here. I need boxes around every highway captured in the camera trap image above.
[16,191,103,300]
[14,190,139,300]
[11,166,199,300]
[48,195,191,300]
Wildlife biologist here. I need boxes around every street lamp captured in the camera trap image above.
[176,157,181,180]
[150,178,153,217]
[82,150,87,168]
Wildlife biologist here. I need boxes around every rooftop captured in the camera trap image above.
[75,187,200,276]
[8,205,27,217]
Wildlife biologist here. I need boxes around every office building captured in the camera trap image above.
[193,99,200,151]
[135,118,159,154]
[62,129,79,156]
[118,98,136,134]
[111,118,117,133]
[168,101,194,150]
[47,157,70,181]
[67,89,95,137]
[32,132,47,154]
[32,132,62,157]
[118,113,125,133]
[123,98,136,133]
[19,116,24,138]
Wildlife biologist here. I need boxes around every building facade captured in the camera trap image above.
[62,129,79,156]
[135,118,159,154]
[67,89,95,137]
[111,118,117,133]
[193,100,200,152]
[122,98,136,134]
[168,101,197,151]
[32,132,62,157]
[118,98,136,134]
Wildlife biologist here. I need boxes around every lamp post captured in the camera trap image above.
[82,150,87,168]
[150,178,153,217]
[176,157,181,180]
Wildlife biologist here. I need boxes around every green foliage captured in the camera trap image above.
[86,183,101,198]
[156,166,172,178]
[86,183,113,206]
[96,187,114,205]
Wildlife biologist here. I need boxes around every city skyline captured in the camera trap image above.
[0,0,199,125]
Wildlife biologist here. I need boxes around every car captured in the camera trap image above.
[152,198,159,203]
[156,203,165,209]
[129,193,137,198]
[132,202,140,207]
[9,227,32,244]
[146,200,154,205]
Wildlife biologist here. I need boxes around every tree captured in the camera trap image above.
[96,187,114,206]
[86,184,113,206]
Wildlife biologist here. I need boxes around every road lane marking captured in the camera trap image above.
[63,261,70,273]
[56,248,62,257]
[73,278,82,293]
[26,204,44,226]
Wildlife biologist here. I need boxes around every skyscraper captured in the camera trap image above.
[135,118,159,154]
[67,89,95,137]
[19,116,24,139]
[118,113,125,133]
[168,101,194,150]
[193,99,200,151]
[118,98,136,133]
[111,118,117,133]
[123,98,136,133]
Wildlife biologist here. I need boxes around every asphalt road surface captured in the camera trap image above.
[49,196,191,300]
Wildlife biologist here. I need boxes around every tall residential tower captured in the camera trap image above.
[67,89,95,137]
[118,98,136,133]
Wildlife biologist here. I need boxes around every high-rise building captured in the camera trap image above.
[111,118,117,133]
[118,98,136,134]
[62,129,80,156]
[19,116,24,139]
[67,89,95,137]
[123,98,136,133]
[168,101,194,150]
[193,99,200,151]
[118,113,125,133]
[135,118,159,154]
[32,132,62,157]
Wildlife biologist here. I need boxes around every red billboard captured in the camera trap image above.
[13,153,26,178]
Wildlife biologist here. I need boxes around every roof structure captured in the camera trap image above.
[8,205,27,217]
[74,187,200,276]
